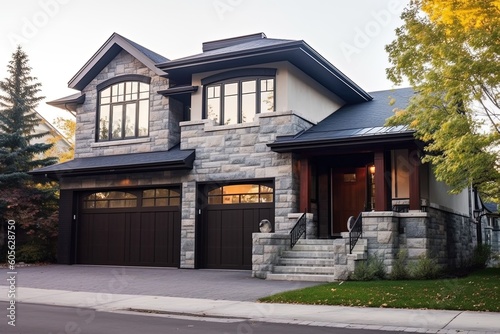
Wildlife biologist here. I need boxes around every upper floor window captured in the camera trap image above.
[97,78,150,141]
[202,69,276,126]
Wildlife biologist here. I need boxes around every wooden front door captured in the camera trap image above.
[332,167,367,235]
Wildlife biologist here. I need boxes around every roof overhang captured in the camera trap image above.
[29,148,195,180]
[157,41,372,104]
[68,33,167,91]
[268,131,417,154]
[46,92,85,114]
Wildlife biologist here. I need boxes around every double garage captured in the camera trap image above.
[74,183,274,270]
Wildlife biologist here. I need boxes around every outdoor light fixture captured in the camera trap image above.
[369,165,375,175]
[473,209,482,221]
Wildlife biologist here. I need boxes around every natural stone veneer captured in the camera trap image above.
[74,50,181,158]
[62,109,313,269]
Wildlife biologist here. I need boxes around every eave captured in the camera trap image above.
[157,41,372,104]
[268,131,417,154]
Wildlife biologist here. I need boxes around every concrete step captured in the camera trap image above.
[273,265,335,274]
[279,258,335,267]
[291,244,335,252]
[281,250,334,259]
[266,273,337,282]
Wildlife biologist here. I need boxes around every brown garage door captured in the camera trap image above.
[77,188,181,267]
[200,183,274,270]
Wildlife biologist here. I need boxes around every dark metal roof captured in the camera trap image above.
[68,33,168,91]
[269,88,416,152]
[157,35,372,104]
[121,35,169,64]
[46,93,85,114]
[29,146,195,179]
[158,85,198,96]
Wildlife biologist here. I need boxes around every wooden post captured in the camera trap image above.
[409,150,421,211]
[299,158,311,213]
[374,151,389,211]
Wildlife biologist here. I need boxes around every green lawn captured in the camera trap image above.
[259,268,500,312]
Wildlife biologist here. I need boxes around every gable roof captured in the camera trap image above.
[157,33,372,104]
[269,87,416,152]
[68,33,169,91]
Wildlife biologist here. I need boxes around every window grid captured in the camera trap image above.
[83,189,181,209]
[205,77,274,125]
[98,81,149,141]
[208,184,274,204]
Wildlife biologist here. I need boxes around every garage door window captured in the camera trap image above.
[208,184,273,204]
[142,189,181,207]
[83,191,138,209]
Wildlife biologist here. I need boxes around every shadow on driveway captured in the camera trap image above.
[0,265,319,301]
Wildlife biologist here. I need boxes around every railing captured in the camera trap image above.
[290,213,306,248]
[349,212,363,254]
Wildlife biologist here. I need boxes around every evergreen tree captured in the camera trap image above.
[0,46,58,262]
[0,46,56,186]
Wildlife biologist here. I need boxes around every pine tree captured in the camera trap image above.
[0,46,58,262]
[0,46,56,186]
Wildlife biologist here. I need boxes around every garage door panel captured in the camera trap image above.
[92,214,110,264]
[220,210,243,268]
[139,213,156,263]
[206,210,222,268]
[107,213,127,264]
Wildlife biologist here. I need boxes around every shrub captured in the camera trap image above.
[409,255,441,280]
[351,254,386,281]
[16,242,55,263]
[390,249,410,280]
[471,244,492,269]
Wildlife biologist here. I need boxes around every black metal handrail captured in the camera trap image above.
[290,213,306,248]
[349,212,363,254]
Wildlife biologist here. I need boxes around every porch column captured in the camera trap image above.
[299,158,311,213]
[409,151,421,211]
[374,151,390,211]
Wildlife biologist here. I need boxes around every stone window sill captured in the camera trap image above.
[90,137,151,148]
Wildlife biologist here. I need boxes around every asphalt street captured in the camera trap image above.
[0,302,397,334]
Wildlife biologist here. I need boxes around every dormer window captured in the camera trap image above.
[202,69,276,125]
[97,76,151,141]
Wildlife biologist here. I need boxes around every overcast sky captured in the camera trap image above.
[0,0,410,124]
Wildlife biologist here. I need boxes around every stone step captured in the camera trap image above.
[281,250,334,259]
[266,273,337,282]
[293,239,336,245]
[279,258,335,267]
[273,265,335,274]
[291,244,335,252]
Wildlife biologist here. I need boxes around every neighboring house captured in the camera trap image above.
[32,112,73,160]
[31,32,480,280]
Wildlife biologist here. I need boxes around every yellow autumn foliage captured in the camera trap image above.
[422,0,500,31]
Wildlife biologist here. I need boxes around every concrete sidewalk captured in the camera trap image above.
[1,286,499,333]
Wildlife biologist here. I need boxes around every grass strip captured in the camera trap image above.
[259,268,500,312]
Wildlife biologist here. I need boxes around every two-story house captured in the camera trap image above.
[32,32,479,281]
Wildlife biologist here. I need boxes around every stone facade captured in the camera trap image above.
[74,50,177,158]
[362,209,476,272]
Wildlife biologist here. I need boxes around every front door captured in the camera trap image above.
[332,167,367,236]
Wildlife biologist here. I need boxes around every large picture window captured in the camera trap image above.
[205,77,274,125]
[97,80,150,141]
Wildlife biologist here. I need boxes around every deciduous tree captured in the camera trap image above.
[385,0,500,200]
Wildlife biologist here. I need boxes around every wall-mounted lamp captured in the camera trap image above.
[369,165,376,175]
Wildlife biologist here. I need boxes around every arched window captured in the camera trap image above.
[208,184,274,204]
[97,76,150,141]
[83,191,138,208]
[203,69,276,125]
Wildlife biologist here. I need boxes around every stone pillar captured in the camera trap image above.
[180,181,196,268]
[252,233,290,279]
[362,211,400,273]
